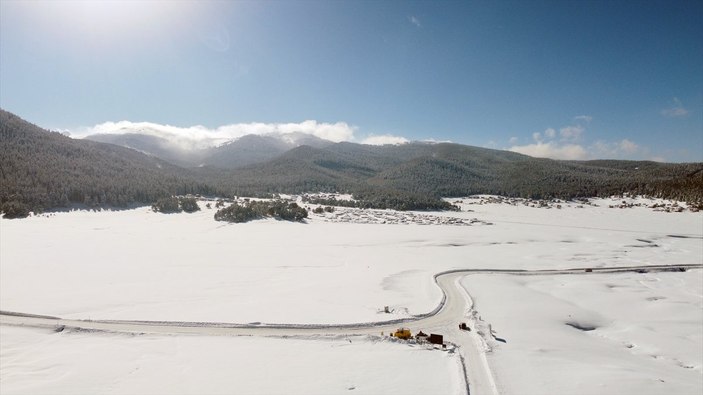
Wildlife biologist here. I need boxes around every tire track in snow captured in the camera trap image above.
[2,264,701,395]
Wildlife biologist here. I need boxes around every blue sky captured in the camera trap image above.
[1,0,701,161]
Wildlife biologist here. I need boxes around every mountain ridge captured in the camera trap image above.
[84,130,333,169]
[2,109,702,216]
[0,109,217,217]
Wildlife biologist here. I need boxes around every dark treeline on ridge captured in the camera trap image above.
[0,110,217,218]
[1,109,701,218]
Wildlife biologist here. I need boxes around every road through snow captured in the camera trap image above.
[2,264,701,395]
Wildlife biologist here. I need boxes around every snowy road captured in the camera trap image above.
[2,263,701,395]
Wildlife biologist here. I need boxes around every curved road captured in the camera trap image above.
[2,263,701,394]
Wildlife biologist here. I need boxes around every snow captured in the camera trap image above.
[1,195,701,394]
[0,326,463,395]
[461,271,703,395]
[1,198,699,324]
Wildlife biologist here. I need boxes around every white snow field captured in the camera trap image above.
[1,196,702,394]
[462,271,703,395]
[0,326,463,395]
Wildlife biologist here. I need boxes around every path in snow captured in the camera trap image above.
[2,263,700,395]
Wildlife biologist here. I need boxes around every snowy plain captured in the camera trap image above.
[1,326,463,395]
[1,195,702,394]
[463,271,702,395]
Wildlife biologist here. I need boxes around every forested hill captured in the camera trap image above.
[1,109,702,217]
[0,110,216,217]
[211,141,703,203]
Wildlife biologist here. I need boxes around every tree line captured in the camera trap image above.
[2,109,701,219]
[1,110,217,217]
[214,200,308,223]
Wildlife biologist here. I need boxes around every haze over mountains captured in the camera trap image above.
[1,109,702,217]
[86,131,333,169]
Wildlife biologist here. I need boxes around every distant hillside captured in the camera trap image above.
[85,131,332,169]
[206,134,302,169]
[86,133,208,168]
[209,142,703,202]
[0,110,216,216]
[2,109,701,217]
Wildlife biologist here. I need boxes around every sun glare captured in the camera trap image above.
[20,0,194,52]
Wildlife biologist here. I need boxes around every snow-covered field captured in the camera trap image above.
[463,271,703,395]
[1,195,701,394]
[2,196,700,324]
[1,326,463,395]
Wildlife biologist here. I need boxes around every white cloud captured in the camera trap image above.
[510,120,652,160]
[361,134,409,146]
[274,120,356,142]
[511,139,653,161]
[509,142,588,160]
[590,139,648,159]
[408,16,421,27]
[532,128,556,142]
[661,97,689,117]
[573,115,592,123]
[661,107,688,117]
[77,120,358,150]
[198,22,230,52]
[618,139,638,154]
[421,138,453,144]
[559,125,584,141]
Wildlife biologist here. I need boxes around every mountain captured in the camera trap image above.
[2,109,702,217]
[85,132,208,168]
[211,142,703,202]
[204,134,335,169]
[84,131,333,169]
[0,110,216,217]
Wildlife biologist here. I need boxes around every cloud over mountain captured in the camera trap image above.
[77,120,359,149]
[508,116,657,161]
[509,142,588,160]
[361,134,409,145]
